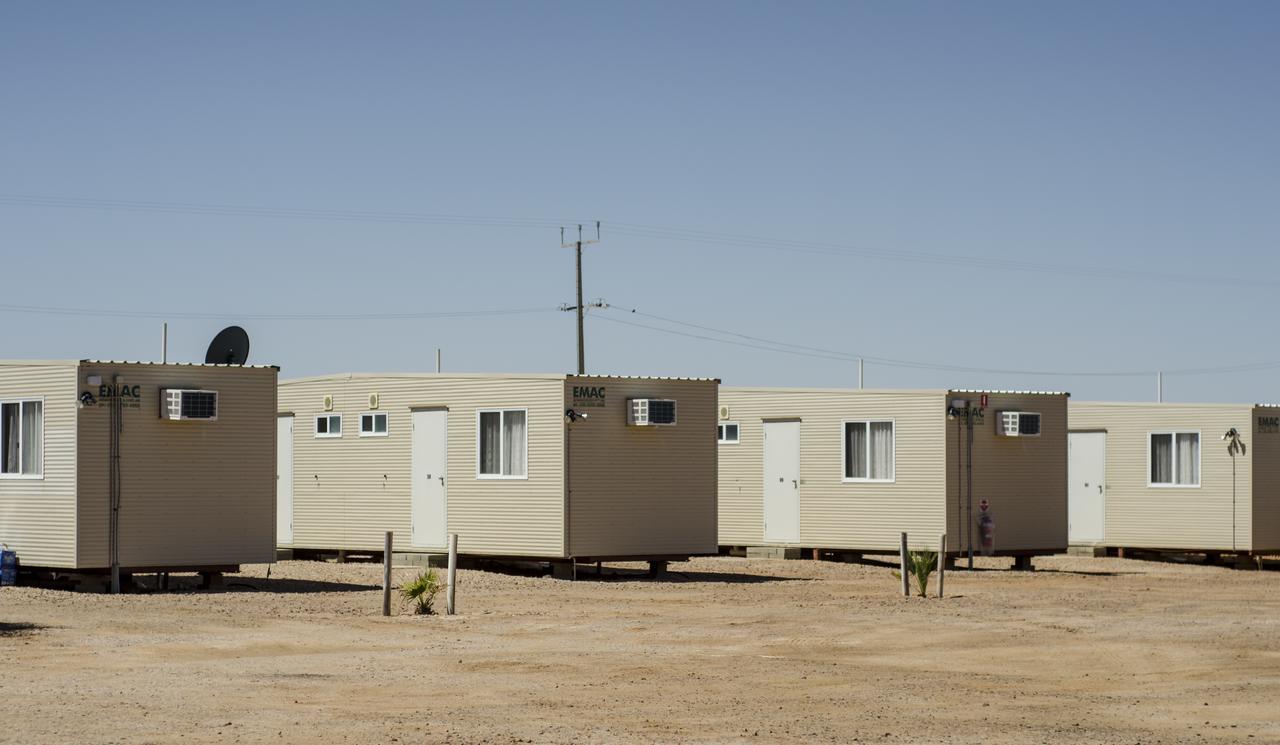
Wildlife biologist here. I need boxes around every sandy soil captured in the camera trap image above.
[1,555,1278,744]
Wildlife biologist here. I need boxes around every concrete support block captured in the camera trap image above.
[745,546,803,560]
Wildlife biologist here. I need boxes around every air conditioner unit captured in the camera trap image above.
[161,389,219,421]
[627,398,677,426]
[718,405,731,421]
[997,411,1041,437]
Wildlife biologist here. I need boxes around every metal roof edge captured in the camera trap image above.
[80,360,280,371]
[0,359,80,367]
[281,371,719,385]
[280,371,570,385]
[721,386,952,395]
[948,389,1070,397]
[1071,400,1261,409]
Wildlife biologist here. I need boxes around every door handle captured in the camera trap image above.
[792,480,798,489]
[1098,485,1103,494]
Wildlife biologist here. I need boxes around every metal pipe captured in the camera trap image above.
[161,322,168,364]
[966,409,974,570]
[575,240,585,374]
[382,531,393,616]
[446,533,458,615]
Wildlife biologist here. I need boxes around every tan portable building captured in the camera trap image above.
[717,388,1068,561]
[1068,401,1280,554]
[276,373,718,563]
[0,360,279,573]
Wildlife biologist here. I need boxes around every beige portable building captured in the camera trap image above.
[1068,401,1280,554]
[0,360,279,573]
[717,387,1068,561]
[276,373,718,564]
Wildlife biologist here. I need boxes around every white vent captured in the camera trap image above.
[627,398,677,426]
[161,389,218,421]
[997,411,1041,437]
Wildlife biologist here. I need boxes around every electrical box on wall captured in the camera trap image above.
[627,398,677,426]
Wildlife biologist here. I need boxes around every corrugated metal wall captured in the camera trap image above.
[76,363,278,569]
[0,362,78,567]
[278,374,566,557]
[1068,402,1252,551]
[564,377,718,558]
[946,393,1069,554]
[1250,406,1280,552]
[717,388,949,551]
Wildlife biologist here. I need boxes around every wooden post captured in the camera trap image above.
[382,531,393,617]
[899,532,910,597]
[937,534,946,599]
[446,533,458,616]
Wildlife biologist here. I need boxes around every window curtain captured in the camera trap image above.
[1,403,17,474]
[503,410,527,476]
[1151,433,1173,484]
[1176,433,1198,485]
[479,411,501,474]
[845,422,867,478]
[21,402,41,475]
[870,421,894,480]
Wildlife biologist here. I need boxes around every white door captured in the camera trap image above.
[411,408,448,549]
[763,420,801,543]
[276,416,294,545]
[1068,432,1106,543]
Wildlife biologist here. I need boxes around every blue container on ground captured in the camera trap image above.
[0,546,17,586]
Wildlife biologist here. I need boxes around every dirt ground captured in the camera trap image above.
[1,555,1278,745]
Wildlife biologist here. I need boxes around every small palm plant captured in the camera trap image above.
[907,550,938,598]
[401,569,444,615]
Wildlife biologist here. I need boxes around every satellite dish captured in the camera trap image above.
[205,326,251,365]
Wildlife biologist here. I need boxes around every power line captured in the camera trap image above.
[596,303,1280,378]
[0,302,558,321]
[0,193,582,230]
[3,192,1275,289]
[606,222,1278,290]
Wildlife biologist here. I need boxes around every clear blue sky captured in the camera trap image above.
[3,2,1278,402]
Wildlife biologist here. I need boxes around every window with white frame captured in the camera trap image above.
[360,412,388,437]
[0,399,43,477]
[1150,431,1199,486]
[843,420,894,481]
[478,409,527,477]
[717,422,740,444]
[315,414,342,438]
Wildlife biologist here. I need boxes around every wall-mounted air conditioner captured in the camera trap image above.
[718,405,731,421]
[161,389,219,421]
[627,398,677,426]
[997,411,1040,437]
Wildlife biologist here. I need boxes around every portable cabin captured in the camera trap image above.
[275,373,718,567]
[0,360,279,575]
[717,387,1069,563]
[1067,401,1280,555]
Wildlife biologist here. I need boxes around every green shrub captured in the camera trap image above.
[401,569,443,615]
[907,550,938,597]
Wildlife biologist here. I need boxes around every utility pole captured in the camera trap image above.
[560,222,601,374]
